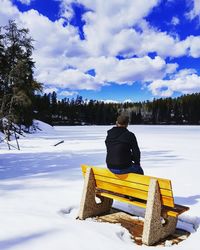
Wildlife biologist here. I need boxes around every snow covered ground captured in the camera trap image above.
[0,121,200,250]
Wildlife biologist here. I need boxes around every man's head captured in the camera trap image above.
[116,115,129,127]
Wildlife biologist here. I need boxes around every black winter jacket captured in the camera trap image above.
[105,127,140,169]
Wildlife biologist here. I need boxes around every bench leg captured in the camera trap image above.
[142,179,177,246]
[78,167,113,220]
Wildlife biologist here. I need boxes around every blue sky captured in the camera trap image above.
[1,0,200,102]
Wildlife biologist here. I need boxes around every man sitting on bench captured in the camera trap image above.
[105,114,144,175]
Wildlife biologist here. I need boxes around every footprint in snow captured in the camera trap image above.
[58,206,79,218]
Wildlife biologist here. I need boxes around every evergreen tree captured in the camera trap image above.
[0,20,42,127]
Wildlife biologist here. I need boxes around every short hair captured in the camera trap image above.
[117,115,129,126]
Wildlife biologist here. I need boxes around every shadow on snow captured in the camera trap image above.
[0,229,58,250]
[0,150,105,180]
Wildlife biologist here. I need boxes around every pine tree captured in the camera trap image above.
[0,20,42,127]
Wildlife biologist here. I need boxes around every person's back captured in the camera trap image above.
[105,115,144,175]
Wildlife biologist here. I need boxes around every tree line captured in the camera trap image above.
[33,92,200,125]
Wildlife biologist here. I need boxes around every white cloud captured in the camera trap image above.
[43,87,59,94]
[59,1,74,20]
[77,56,178,84]
[122,20,189,58]
[171,16,180,25]
[43,68,101,90]
[101,99,119,104]
[59,90,78,96]
[0,0,19,26]
[17,0,32,5]
[186,0,200,21]
[108,20,200,59]
[186,36,200,57]
[148,69,200,97]
[123,99,133,103]
[17,9,93,89]
[57,1,190,60]
[60,0,161,57]
[19,10,81,57]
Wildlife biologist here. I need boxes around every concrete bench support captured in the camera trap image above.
[78,168,113,220]
[142,179,178,245]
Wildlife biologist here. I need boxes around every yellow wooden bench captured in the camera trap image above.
[78,164,189,246]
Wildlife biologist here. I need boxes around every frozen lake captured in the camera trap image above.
[0,124,200,250]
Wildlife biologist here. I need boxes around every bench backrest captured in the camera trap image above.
[81,164,175,208]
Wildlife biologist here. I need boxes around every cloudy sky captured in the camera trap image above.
[1,0,200,102]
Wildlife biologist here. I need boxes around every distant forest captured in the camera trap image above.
[34,92,200,125]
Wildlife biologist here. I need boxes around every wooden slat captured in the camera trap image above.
[99,192,178,217]
[163,204,190,216]
[161,196,175,207]
[96,180,174,207]
[96,179,148,200]
[81,164,172,190]
[96,174,149,191]
[98,191,147,209]
[95,175,173,197]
